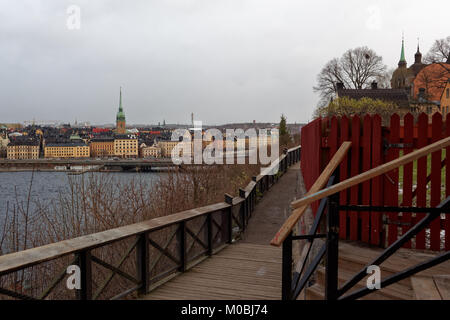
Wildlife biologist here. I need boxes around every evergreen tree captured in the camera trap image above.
[279,114,291,148]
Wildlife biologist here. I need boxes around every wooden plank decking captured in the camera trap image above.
[141,243,282,300]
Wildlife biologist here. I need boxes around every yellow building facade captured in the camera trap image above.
[44,143,90,158]
[140,145,162,158]
[114,135,138,158]
[7,143,40,159]
[157,140,183,158]
[90,138,115,157]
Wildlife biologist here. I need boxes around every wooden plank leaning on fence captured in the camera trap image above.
[270,141,352,246]
[270,135,450,247]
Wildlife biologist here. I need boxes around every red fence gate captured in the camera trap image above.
[301,112,450,251]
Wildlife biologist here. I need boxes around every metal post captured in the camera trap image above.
[137,232,149,295]
[282,232,293,300]
[77,250,92,300]
[325,195,340,300]
[178,221,187,272]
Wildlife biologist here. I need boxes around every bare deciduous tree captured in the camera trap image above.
[424,36,450,64]
[314,47,387,105]
[414,63,450,100]
[341,47,386,89]
[374,68,395,89]
[313,58,349,105]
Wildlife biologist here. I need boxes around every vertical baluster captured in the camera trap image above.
[137,232,149,295]
[77,250,92,300]
[282,232,293,300]
[178,222,187,272]
[224,194,233,243]
[207,213,213,255]
[239,188,247,230]
[325,195,339,300]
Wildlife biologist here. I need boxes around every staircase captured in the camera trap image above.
[303,241,450,300]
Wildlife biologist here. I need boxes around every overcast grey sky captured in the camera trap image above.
[1,0,449,125]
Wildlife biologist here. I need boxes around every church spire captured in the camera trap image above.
[116,87,126,134]
[116,87,125,123]
[399,35,407,67]
[119,87,123,112]
[415,38,422,64]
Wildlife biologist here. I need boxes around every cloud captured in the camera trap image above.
[0,0,449,125]
[366,5,383,31]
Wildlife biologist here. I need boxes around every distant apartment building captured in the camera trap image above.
[441,79,450,116]
[0,123,23,130]
[7,138,40,159]
[114,134,138,158]
[157,140,182,158]
[90,136,115,157]
[44,141,90,158]
[140,144,162,158]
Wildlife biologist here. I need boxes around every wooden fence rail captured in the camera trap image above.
[0,146,301,300]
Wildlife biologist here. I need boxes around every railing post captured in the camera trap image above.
[137,232,149,295]
[325,195,340,300]
[178,221,187,272]
[224,194,233,244]
[282,232,293,300]
[239,188,247,231]
[207,213,213,255]
[251,189,255,214]
[77,250,92,300]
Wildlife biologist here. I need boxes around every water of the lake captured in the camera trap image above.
[0,171,164,226]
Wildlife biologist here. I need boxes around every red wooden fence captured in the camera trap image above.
[300,112,450,251]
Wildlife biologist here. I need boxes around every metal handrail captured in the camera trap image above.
[282,194,450,300]
[338,197,450,300]
[290,175,336,299]
[280,136,450,300]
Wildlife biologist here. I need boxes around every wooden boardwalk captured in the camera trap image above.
[142,243,282,300]
[141,166,303,300]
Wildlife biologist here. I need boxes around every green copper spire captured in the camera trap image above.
[398,36,407,67]
[116,87,125,122]
[400,40,406,61]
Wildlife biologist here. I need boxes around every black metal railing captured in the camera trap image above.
[282,174,338,300]
[282,174,450,300]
